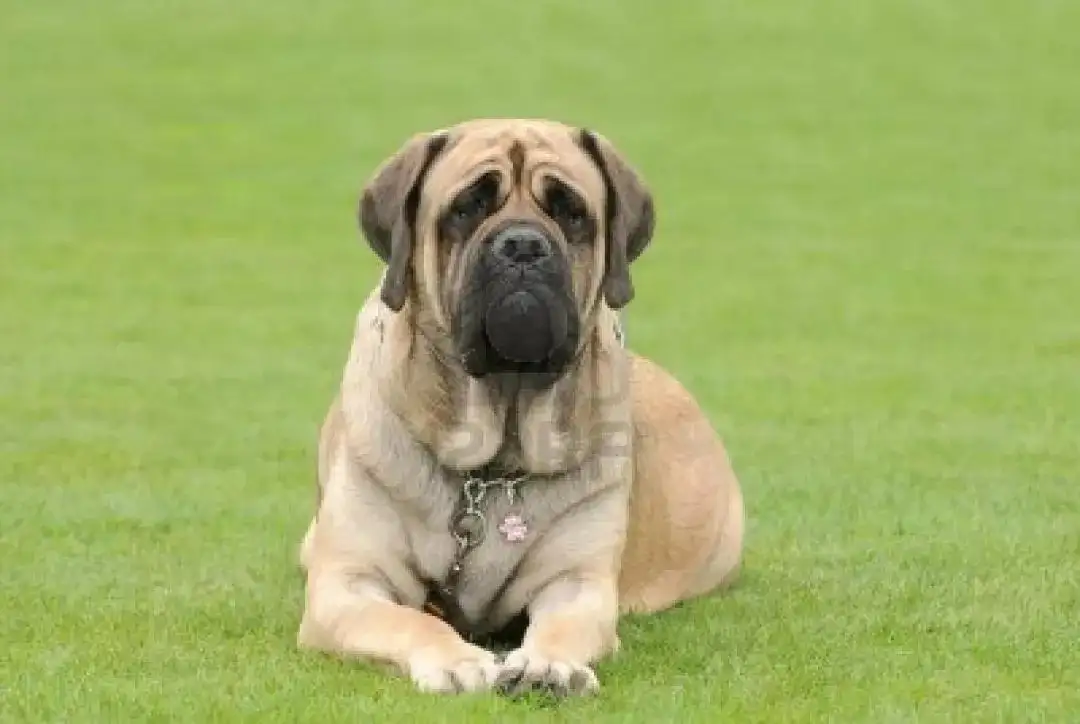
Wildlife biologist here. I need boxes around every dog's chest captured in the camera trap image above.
[410,478,565,636]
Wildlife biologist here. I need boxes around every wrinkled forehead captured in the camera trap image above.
[423,121,606,205]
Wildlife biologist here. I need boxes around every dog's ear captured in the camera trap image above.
[359,130,450,312]
[579,128,655,309]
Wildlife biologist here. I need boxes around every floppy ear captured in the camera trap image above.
[359,130,450,311]
[579,128,656,309]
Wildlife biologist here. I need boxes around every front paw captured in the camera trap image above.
[407,643,499,694]
[495,647,600,698]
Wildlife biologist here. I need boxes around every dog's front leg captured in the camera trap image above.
[496,571,619,697]
[298,567,499,694]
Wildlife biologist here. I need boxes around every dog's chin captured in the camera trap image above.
[456,283,580,388]
[461,334,578,388]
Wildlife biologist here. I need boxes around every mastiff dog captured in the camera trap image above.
[297,118,744,697]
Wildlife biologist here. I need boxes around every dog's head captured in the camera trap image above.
[359,119,654,385]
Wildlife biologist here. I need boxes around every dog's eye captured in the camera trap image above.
[452,195,488,221]
[449,173,499,223]
[563,207,586,229]
[547,184,587,230]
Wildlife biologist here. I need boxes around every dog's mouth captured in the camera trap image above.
[453,226,579,384]
[461,278,580,382]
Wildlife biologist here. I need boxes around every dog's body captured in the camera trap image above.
[297,119,744,696]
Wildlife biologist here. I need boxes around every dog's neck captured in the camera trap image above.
[374,301,630,477]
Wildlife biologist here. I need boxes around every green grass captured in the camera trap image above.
[2,0,1079,721]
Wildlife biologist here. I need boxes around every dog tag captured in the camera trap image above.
[497,514,528,542]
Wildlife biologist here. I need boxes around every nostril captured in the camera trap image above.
[521,237,545,260]
[503,236,533,261]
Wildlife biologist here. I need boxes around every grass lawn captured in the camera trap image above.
[2,0,1079,720]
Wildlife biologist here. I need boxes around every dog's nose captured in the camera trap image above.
[491,225,552,264]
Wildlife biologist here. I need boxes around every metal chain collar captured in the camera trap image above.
[440,471,527,598]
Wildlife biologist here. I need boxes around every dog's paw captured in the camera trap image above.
[495,647,600,698]
[407,643,499,694]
